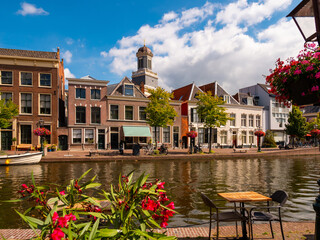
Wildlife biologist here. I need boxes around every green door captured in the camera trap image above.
[1,131,12,150]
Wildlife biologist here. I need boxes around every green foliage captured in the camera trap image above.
[285,106,308,140]
[262,130,277,148]
[196,91,231,152]
[307,112,320,131]
[0,98,18,129]
[145,87,177,128]
[9,170,176,240]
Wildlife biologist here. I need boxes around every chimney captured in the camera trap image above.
[140,82,145,94]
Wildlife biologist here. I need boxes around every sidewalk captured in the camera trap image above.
[0,222,315,239]
[36,146,320,163]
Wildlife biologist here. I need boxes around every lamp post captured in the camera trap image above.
[287,0,320,45]
[38,119,44,156]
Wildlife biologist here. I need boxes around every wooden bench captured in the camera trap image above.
[17,144,33,151]
[233,148,248,153]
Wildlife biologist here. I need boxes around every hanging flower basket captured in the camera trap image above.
[33,127,51,136]
[186,131,198,138]
[310,129,320,136]
[266,43,320,106]
[254,130,265,137]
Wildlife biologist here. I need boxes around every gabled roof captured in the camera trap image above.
[107,76,147,98]
[258,83,272,94]
[233,92,254,105]
[199,82,239,104]
[0,48,58,59]
[171,83,203,101]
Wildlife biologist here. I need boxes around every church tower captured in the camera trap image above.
[131,44,158,94]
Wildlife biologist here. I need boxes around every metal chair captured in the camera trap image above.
[248,190,288,240]
[200,192,247,240]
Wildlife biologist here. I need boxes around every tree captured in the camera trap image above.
[307,112,320,132]
[285,106,307,146]
[262,130,277,148]
[145,87,177,148]
[0,98,18,128]
[196,91,230,153]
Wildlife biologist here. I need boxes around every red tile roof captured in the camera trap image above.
[199,82,216,94]
[172,83,193,101]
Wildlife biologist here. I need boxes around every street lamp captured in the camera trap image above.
[287,0,320,45]
[38,119,44,156]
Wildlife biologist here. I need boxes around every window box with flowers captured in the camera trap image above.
[266,44,320,106]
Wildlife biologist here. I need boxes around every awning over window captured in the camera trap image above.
[122,126,151,137]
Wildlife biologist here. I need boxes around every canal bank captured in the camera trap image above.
[0,221,315,239]
[39,146,320,162]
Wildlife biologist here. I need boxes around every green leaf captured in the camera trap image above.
[68,223,73,240]
[78,169,92,182]
[79,221,92,237]
[15,210,40,237]
[24,216,44,226]
[88,218,100,240]
[84,183,101,189]
[98,229,120,237]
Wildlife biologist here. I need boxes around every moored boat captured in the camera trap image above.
[0,152,42,165]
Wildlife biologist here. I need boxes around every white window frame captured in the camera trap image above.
[241,114,247,127]
[256,115,261,128]
[0,70,13,85]
[39,73,52,88]
[72,129,82,144]
[39,94,52,116]
[20,92,33,115]
[230,113,236,127]
[248,115,254,127]
[20,72,33,86]
[124,84,134,96]
[85,129,94,144]
[125,105,134,120]
[110,104,119,120]
[139,106,146,121]
[163,126,171,143]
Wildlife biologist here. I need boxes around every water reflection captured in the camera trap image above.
[0,156,319,228]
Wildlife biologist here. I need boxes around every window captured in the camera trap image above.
[138,58,143,69]
[230,113,236,127]
[39,73,51,87]
[73,129,82,143]
[241,114,247,127]
[198,128,204,144]
[85,129,94,144]
[249,131,254,144]
[247,97,253,105]
[44,125,51,144]
[110,105,119,120]
[163,127,170,143]
[1,71,12,85]
[76,106,86,123]
[148,59,152,69]
[1,92,12,103]
[223,95,231,104]
[191,108,199,123]
[124,85,134,96]
[139,107,146,120]
[125,106,133,120]
[91,89,100,100]
[21,93,32,114]
[152,127,160,143]
[249,115,254,127]
[76,88,86,99]
[40,94,51,115]
[20,72,32,85]
[242,131,247,144]
[20,125,31,144]
[91,107,101,124]
[256,115,261,127]
[220,130,227,144]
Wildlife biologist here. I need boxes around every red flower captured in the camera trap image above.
[254,130,265,137]
[50,227,64,240]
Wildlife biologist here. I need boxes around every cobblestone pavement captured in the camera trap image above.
[0,222,315,239]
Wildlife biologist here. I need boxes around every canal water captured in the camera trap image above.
[0,156,319,228]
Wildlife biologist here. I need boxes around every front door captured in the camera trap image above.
[173,133,179,148]
[1,131,12,150]
[58,135,68,150]
[110,133,118,149]
[182,136,188,149]
[98,134,105,149]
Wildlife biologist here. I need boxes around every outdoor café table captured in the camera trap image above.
[218,191,272,240]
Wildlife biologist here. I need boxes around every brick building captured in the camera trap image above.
[0,48,65,150]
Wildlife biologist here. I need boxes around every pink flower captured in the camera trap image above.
[51,227,64,240]
[157,182,165,189]
[59,191,65,196]
[167,202,175,210]
[301,92,305,96]
[294,69,302,75]
[316,72,320,79]
[21,184,28,189]
[65,213,76,222]
[52,212,59,224]
[306,65,314,71]
[311,86,319,92]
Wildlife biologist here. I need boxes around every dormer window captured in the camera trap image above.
[223,95,231,104]
[247,97,253,105]
[124,85,134,96]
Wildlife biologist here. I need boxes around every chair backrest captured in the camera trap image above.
[270,190,288,206]
[200,192,217,209]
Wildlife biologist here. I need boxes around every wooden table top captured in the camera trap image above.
[218,191,272,202]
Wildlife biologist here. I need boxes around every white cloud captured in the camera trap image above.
[64,68,75,78]
[66,38,74,45]
[100,51,108,58]
[17,2,49,16]
[106,0,304,93]
[61,50,72,64]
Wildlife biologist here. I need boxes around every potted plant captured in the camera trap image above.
[51,144,57,151]
[254,130,265,152]
[186,131,198,154]
[266,43,320,106]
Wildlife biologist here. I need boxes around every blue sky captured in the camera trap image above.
[0,0,306,93]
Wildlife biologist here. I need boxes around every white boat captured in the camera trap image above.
[0,152,42,165]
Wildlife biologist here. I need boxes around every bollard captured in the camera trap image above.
[313,179,320,240]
